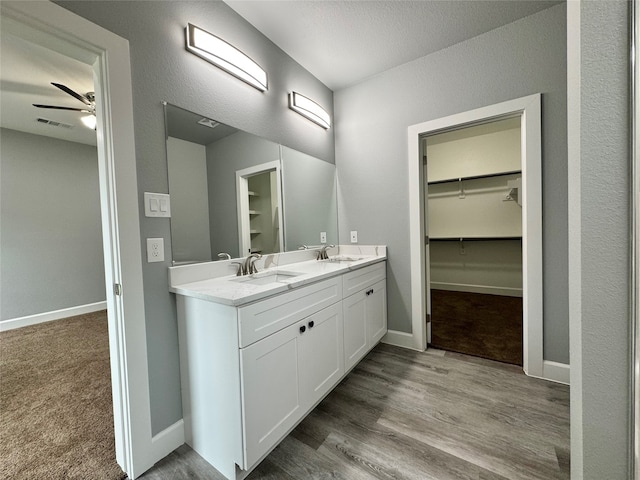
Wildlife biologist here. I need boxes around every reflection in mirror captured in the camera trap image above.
[163,103,338,264]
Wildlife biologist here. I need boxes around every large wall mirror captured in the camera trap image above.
[163,103,338,264]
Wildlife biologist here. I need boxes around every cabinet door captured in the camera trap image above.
[240,322,303,469]
[367,280,387,346]
[343,291,368,372]
[298,303,344,410]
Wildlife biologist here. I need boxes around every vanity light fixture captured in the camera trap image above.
[288,91,331,129]
[185,23,267,92]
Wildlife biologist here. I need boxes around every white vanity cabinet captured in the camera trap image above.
[342,263,387,371]
[174,258,386,480]
[241,302,344,468]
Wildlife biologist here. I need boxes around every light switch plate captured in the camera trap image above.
[144,192,171,217]
[147,238,164,262]
[350,231,358,243]
[320,232,327,243]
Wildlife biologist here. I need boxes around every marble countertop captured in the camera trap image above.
[170,251,386,307]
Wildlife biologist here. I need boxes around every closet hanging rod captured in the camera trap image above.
[430,236,522,242]
[427,169,521,186]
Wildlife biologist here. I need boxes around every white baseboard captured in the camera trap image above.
[381,329,423,351]
[150,419,185,462]
[527,360,570,385]
[430,282,522,298]
[541,360,570,385]
[0,301,107,332]
[383,328,570,386]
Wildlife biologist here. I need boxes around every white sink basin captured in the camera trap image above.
[230,271,301,285]
[323,256,364,263]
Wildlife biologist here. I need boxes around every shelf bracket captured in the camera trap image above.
[458,178,466,199]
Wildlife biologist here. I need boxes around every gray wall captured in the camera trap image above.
[334,5,568,363]
[206,131,281,258]
[281,146,338,249]
[166,137,211,263]
[0,128,105,320]
[568,0,631,477]
[57,0,334,435]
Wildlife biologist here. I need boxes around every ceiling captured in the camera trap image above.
[0,31,96,146]
[224,0,561,91]
[0,1,560,146]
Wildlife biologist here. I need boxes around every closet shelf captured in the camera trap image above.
[430,236,522,242]
[428,170,521,186]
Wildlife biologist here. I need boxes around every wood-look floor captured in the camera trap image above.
[141,344,569,480]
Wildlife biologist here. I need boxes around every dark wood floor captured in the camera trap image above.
[431,290,523,365]
[141,343,569,480]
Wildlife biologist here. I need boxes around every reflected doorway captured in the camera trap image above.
[236,160,284,255]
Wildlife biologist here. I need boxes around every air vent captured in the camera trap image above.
[36,117,73,129]
[197,117,219,129]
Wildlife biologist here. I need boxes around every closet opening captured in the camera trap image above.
[407,94,543,377]
[424,117,524,365]
[236,161,284,256]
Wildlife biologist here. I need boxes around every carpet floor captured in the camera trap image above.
[0,311,126,479]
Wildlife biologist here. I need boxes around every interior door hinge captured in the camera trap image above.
[422,155,427,165]
[114,283,122,296]
[426,313,431,324]
[425,235,429,245]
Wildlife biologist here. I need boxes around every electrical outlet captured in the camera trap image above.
[320,232,327,243]
[147,238,164,263]
[350,230,358,243]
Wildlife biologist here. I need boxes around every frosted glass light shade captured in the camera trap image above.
[185,23,268,92]
[81,114,96,130]
[288,92,331,129]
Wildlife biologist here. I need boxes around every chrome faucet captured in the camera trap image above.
[231,261,245,276]
[316,244,335,260]
[244,253,262,275]
[217,252,231,260]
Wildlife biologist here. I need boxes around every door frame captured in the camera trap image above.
[0,2,154,477]
[236,160,285,256]
[407,94,544,378]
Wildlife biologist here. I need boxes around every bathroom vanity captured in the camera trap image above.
[168,246,387,480]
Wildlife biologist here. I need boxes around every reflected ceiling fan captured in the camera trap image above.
[33,82,96,129]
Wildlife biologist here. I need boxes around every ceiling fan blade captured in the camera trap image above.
[51,82,92,106]
[33,104,93,113]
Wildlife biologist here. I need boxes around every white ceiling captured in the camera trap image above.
[0,31,96,146]
[224,0,561,91]
[0,1,560,146]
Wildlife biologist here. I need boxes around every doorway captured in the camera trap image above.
[424,117,524,365]
[0,2,153,477]
[236,161,284,256]
[407,94,543,378]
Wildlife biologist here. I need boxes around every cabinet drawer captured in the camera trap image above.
[238,276,342,347]
[342,262,386,298]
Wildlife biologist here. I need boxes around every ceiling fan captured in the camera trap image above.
[32,82,96,129]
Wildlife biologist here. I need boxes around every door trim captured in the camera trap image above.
[236,160,284,256]
[0,2,154,477]
[407,94,544,378]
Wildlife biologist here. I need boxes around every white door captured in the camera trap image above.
[240,321,303,468]
[298,303,344,409]
[343,292,368,371]
[366,281,387,346]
